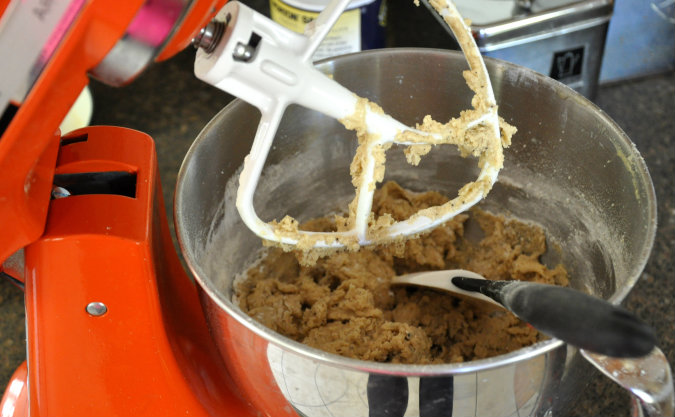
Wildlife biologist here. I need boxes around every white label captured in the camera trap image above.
[270,0,362,61]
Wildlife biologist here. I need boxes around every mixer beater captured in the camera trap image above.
[193,0,513,252]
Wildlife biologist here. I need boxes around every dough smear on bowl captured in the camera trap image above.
[236,181,569,364]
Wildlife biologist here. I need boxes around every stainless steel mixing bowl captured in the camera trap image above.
[175,49,657,417]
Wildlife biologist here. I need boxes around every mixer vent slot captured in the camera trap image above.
[0,103,18,137]
[60,133,88,146]
[53,171,136,198]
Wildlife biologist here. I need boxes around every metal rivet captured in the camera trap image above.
[86,302,108,316]
[51,186,71,199]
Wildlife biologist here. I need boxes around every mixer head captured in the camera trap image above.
[194,0,512,253]
[0,0,228,266]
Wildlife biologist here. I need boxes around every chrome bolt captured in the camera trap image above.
[192,18,227,53]
[86,302,108,316]
[232,42,255,62]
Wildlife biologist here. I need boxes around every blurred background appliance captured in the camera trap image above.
[422,0,675,99]
[422,0,614,98]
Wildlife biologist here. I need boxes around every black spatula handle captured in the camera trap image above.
[452,277,656,358]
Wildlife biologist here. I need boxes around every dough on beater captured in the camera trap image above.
[264,0,517,252]
[237,182,568,364]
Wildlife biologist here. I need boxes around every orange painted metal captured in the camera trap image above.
[0,0,227,264]
[0,362,27,417]
[0,0,10,18]
[23,126,256,417]
[0,1,271,415]
[0,0,146,265]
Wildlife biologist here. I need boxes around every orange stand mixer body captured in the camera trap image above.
[0,1,278,415]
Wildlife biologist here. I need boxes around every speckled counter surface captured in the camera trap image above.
[1,2,673,415]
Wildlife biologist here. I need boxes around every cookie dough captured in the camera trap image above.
[236,182,568,364]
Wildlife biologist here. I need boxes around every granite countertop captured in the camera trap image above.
[0,2,673,416]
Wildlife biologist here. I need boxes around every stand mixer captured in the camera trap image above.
[0,0,672,416]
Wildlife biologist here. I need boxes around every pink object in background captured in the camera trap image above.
[127,0,185,47]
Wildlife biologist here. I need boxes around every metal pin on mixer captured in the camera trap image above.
[192,0,505,250]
